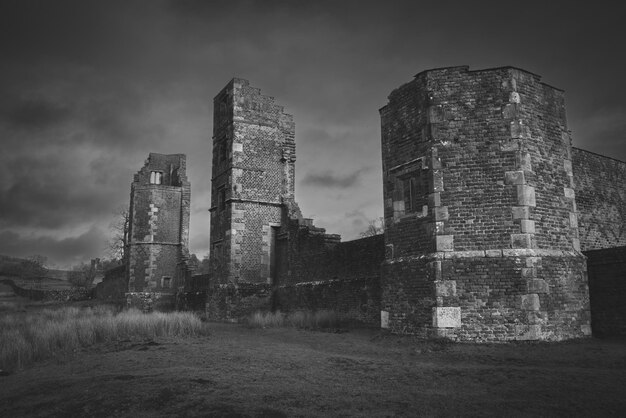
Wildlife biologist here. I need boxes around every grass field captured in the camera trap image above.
[0,306,205,371]
[1,314,625,417]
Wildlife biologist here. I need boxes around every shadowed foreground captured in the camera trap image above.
[1,323,625,417]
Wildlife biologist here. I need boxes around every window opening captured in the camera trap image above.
[161,276,171,289]
[150,171,162,185]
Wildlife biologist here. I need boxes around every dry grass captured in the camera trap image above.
[0,305,205,371]
[247,309,339,329]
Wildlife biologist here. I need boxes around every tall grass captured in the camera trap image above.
[0,306,205,371]
[247,309,339,329]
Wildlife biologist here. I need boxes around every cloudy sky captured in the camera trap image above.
[1,0,625,268]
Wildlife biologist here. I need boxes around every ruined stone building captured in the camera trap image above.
[135,66,625,341]
[126,153,191,310]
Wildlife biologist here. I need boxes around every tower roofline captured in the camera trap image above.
[410,65,563,92]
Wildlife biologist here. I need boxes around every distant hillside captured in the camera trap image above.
[0,254,69,280]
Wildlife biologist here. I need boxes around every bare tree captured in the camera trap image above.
[68,260,98,289]
[108,206,130,265]
[360,217,385,238]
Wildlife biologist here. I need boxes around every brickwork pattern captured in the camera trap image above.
[380,67,590,340]
[127,153,190,300]
[277,229,383,286]
[573,148,626,250]
[273,277,381,326]
[209,79,295,284]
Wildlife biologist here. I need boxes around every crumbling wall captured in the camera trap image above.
[585,246,626,336]
[276,225,383,285]
[201,232,384,322]
[95,265,127,301]
[573,148,626,251]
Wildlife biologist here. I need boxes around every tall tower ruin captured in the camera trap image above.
[209,79,296,284]
[127,153,191,310]
[380,66,591,341]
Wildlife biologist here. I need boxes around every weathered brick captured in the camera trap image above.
[128,153,190,303]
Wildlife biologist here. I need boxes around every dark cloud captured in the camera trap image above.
[0,150,131,230]
[0,175,115,229]
[2,98,71,130]
[0,0,624,266]
[0,227,105,268]
[302,168,370,189]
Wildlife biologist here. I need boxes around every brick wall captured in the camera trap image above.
[127,153,190,308]
[380,66,590,341]
[573,148,626,250]
[200,233,384,323]
[209,79,295,284]
[276,225,383,285]
[273,277,381,326]
[585,246,626,336]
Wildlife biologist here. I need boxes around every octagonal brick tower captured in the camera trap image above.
[380,66,591,341]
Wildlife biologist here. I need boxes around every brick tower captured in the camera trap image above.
[209,79,296,284]
[380,66,591,341]
[127,153,191,310]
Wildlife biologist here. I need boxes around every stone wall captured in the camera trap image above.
[205,283,272,321]
[585,246,626,336]
[126,292,176,312]
[573,148,626,251]
[0,279,90,302]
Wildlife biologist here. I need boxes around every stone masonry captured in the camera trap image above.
[127,153,191,311]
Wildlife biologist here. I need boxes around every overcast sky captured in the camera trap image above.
[1,0,625,268]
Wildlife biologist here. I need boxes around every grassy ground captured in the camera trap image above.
[1,319,625,417]
[0,306,205,371]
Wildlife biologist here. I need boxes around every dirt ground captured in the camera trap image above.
[1,321,625,418]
